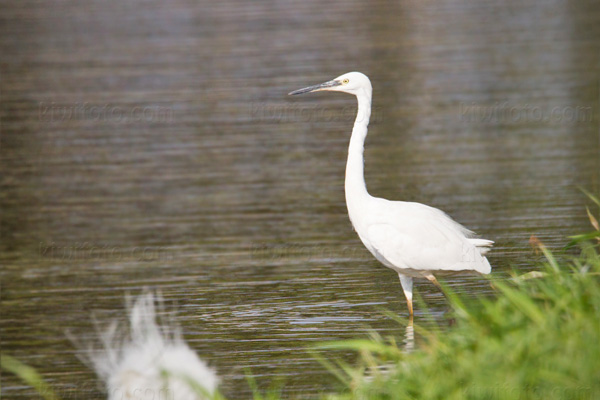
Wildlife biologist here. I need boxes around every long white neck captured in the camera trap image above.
[345,90,372,222]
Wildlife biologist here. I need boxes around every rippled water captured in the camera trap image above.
[1,0,599,398]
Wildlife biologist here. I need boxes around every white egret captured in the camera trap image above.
[289,72,493,315]
[70,292,219,400]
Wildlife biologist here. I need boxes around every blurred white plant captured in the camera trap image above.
[70,291,219,400]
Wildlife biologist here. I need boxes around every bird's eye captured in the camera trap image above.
[342,79,349,84]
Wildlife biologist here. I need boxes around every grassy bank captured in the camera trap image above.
[3,197,599,400]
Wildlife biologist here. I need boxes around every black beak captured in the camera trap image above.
[288,80,341,95]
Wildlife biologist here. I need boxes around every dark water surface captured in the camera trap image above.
[1,0,599,398]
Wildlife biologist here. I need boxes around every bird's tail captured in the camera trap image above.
[467,238,494,274]
[469,238,494,255]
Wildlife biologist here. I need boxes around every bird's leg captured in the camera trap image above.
[398,274,414,316]
[424,273,450,302]
[423,273,444,292]
[424,273,454,318]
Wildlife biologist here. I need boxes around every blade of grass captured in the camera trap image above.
[1,355,60,400]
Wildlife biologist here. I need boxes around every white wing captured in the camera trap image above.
[365,201,491,274]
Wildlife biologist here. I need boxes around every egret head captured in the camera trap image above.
[289,72,372,97]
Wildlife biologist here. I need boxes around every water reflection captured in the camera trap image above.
[403,319,415,353]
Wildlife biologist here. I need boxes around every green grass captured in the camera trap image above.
[3,196,599,400]
[1,354,60,400]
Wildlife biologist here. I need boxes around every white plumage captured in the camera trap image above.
[290,72,493,315]
[358,200,492,275]
[71,292,219,400]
